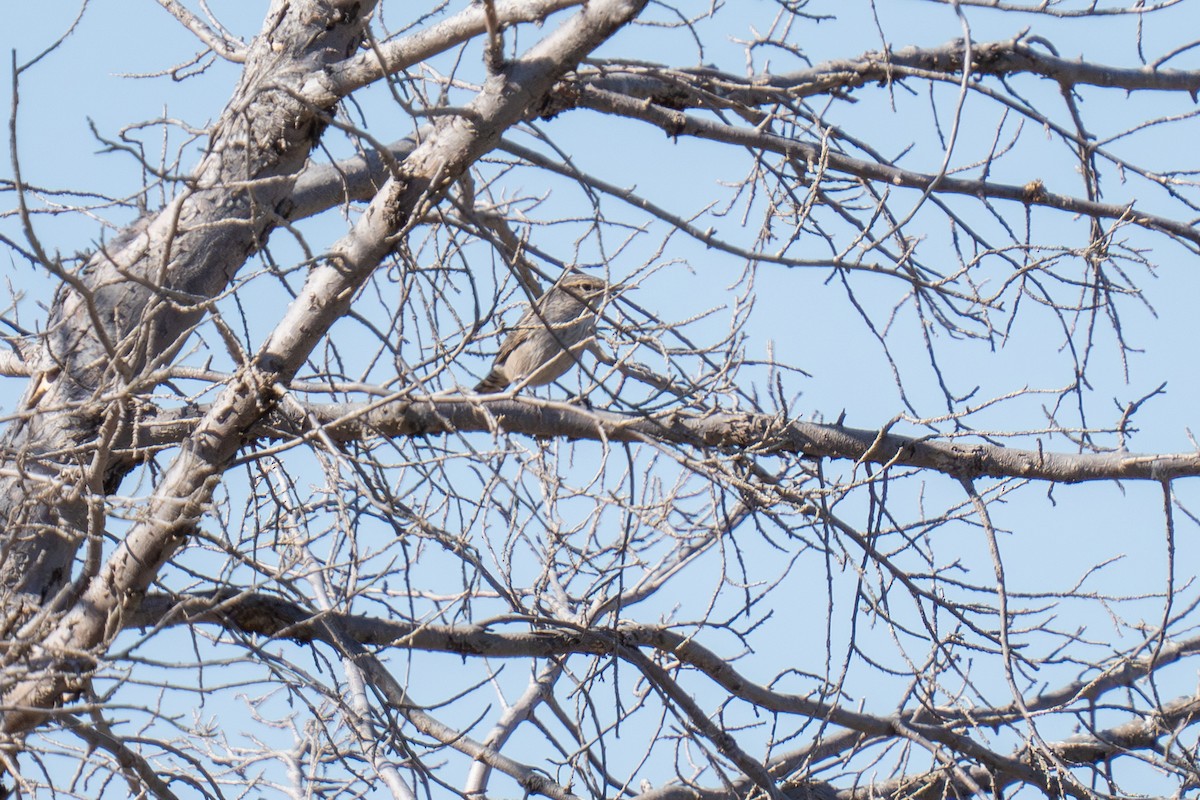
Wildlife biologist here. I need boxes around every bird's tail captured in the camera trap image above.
[473,370,510,393]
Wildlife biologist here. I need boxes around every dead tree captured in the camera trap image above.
[2,1,1200,798]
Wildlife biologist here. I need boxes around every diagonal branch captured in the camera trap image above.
[0,0,649,740]
[0,0,377,606]
[565,85,1200,246]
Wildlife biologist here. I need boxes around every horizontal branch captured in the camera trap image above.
[695,36,1200,101]
[134,589,1200,800]
[572,36,1200,121]
[0,0,651,740]
[128,396,1200,483]
[891,36,1200,93]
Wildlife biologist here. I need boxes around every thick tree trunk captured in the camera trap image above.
[0,0,373,637]
[0,0,648,740]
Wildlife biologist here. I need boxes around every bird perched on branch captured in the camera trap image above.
[474,273,616,394]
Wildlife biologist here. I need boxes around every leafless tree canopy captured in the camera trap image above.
[3,0,1200,797]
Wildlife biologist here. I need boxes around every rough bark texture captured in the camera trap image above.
[0,0,374,604]
[0,0,648,739]
[7,3,1200,798]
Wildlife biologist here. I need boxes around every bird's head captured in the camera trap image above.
[558,273,622,302]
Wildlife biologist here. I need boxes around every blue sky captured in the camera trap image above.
[3,1,1200,797]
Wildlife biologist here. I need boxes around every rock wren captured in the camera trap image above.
[474,273,614,393]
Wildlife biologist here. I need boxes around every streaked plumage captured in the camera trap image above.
[475,274,613,393]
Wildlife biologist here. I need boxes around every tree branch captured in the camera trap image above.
[122,396,1200,483]
[131,589,1200,800]
[564,85,1200,246]
[0,0,650,739]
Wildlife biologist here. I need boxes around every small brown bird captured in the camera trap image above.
[475,273,615,394]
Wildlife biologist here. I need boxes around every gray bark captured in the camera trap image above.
[0,0,648,739]
[0,0,374,606]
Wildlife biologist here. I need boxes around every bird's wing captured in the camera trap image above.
[494,308,537,364]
